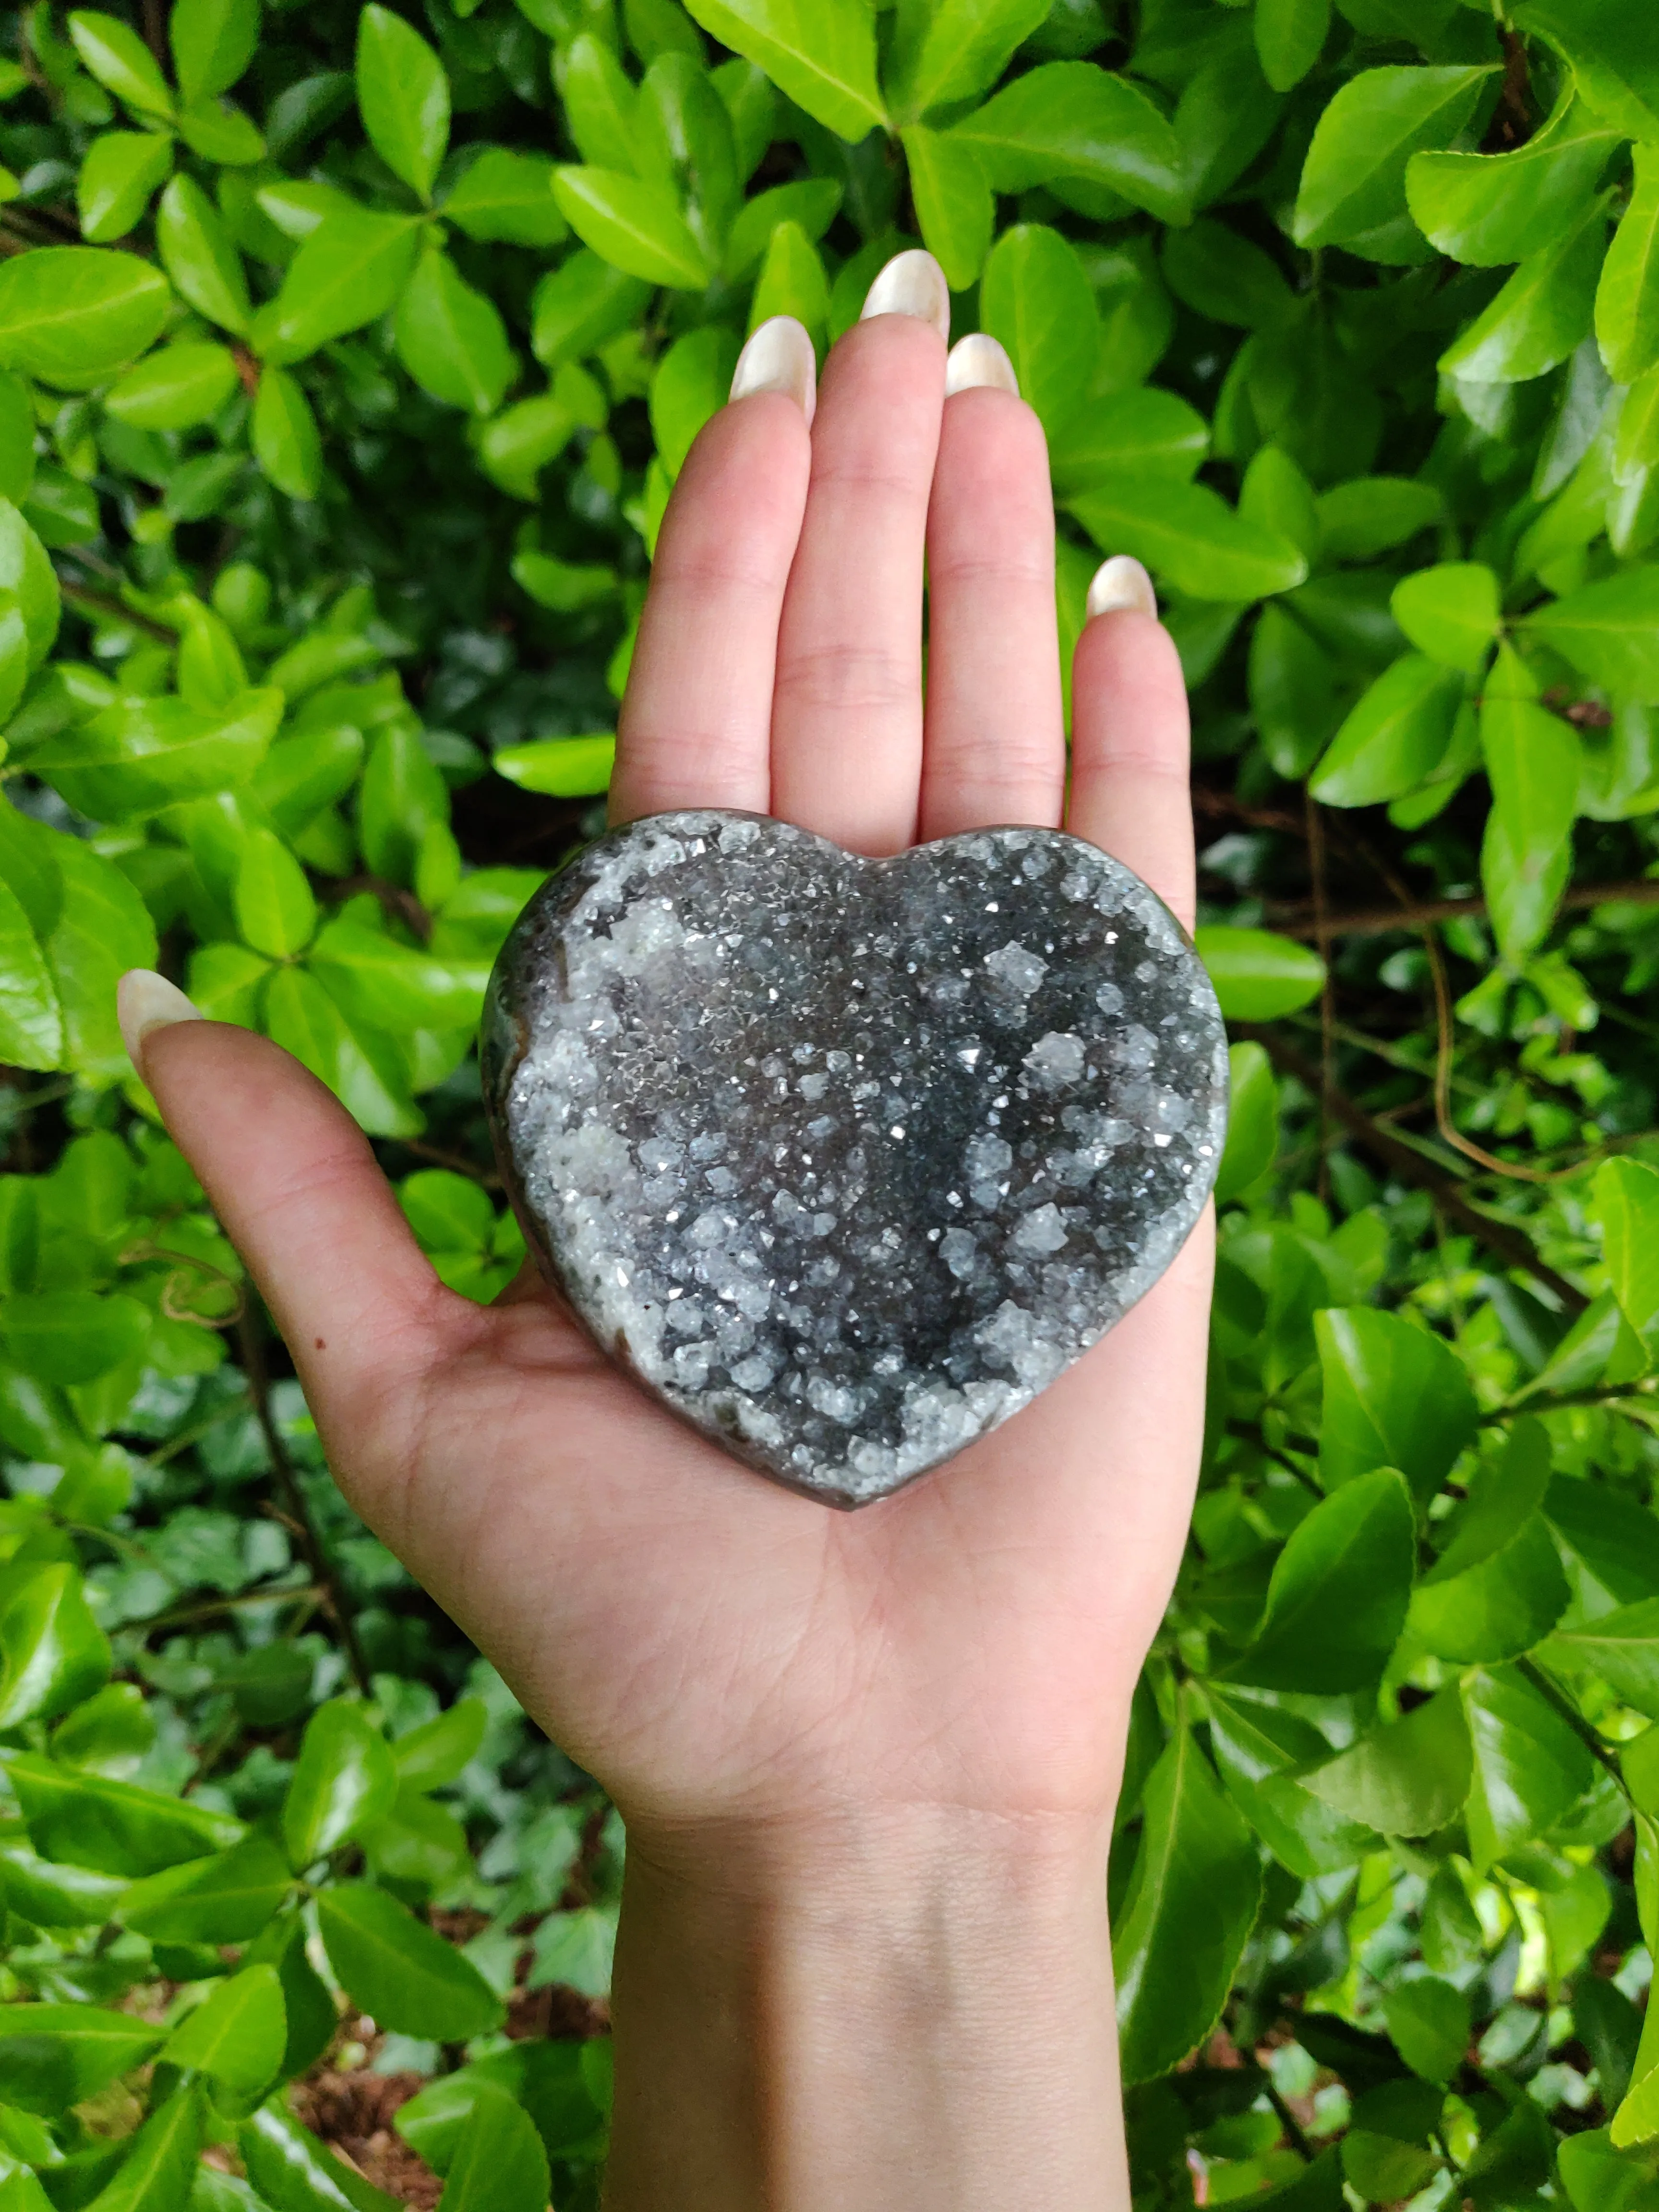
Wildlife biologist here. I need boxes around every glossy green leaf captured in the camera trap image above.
[6,1751,244,1875]
[0,249,171,384]
[67,10,172,117]
[442,147,567,247]
[434,2085,550,2212]
[1596,1157,1659,1357]
[156,174,251,337]
[355,4,449,201]
[315,1881,505,2039]
[1410,1420,1570,1663]
[1382,1977,1470,2085]
[1407,95,1622,268]
[493,733,616,796]
[175,91,265,164]
[171,0,260,105]
[1439,198,1609,385]
[1162,219,1298,333]
[1390,563,1500,673]
[1225,1467,1415,1691]
[1254,0,1331,93]
[1310,653,1466,807]
[1112,1713,1262,2085]
[1510,0,1659,145]
[118,1832,293,1943]
[1052,386,1208,501]
[0,1841,126,1928]
[394,249,515,416]
[1214,1040,1277,1204]
[256,207,421,364]
[1067,479,1306,601]
[901,126,992,294]
[888,0,1048,120]
[950,60,1188,224]
[240,2102,402,2212]
[0,1561,110,1726]
[1463,1662,1594,1870]
[1316,1306,1479,1505]
[76,129,173,244]
[252,364,323,500]
[163,1964,285,2093]
[1315,478,1442,562]
[31,688,283,818]
[392,1697,488,1790]
[553,165,711,288]
[678,0,885,142]
[749,220,829,348]
[0,1290,147,1383]
[1480,644,1581,962]
[531,248,654,365]
[106,342,240,432]
[0,2005,165,2117]
[233,827,317,959]
[1205,1688,1375,1878]
[282,1697,398,1868]
[724,178,841,279]
[1598,145,1659,386]
[980,223,1097,442]
[1525,566,1659,702]
[1552,1599,1659,1719]
[1305,1685,1472,1836]
[1293,65,1497,252]
[1194,925,1324,1021]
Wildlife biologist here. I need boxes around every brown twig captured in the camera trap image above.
[332,874,433,943]
[238,1308,373,1696]
[1268,879,1659,941]
[394,1137,502,1188]
[231,344,261,399]
[1306,791,1334,1205]
[1246,1028,1588,1313]
[1516,1656,1626,1788]
[141,0,168,70]
[59,580,175,643]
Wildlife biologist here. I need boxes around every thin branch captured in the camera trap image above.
[1516,1656,1627,1789]
[1263,2079,1316,2164]
[140,1389,253,1470]
[238,1309,373,1696]
[1306,792,1335,1207]
[1247,1028,1588,1314]
[141,0,168,70]
[1490,1382,1659,1422]
[134,1583,325,1635]
[1268,879,1659,942]
[58,580,175,643]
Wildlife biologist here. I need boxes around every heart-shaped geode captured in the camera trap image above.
[481,811,1227,1508]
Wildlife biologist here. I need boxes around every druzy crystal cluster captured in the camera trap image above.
[482,811,1228,1507]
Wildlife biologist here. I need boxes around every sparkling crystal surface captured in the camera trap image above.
[481,811,1228,1508]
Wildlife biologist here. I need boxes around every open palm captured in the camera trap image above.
[136,256,1212,1868]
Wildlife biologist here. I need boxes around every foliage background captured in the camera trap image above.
[3,0,1659,2203]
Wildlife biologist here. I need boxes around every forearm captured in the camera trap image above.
[602,1806,1127,2212]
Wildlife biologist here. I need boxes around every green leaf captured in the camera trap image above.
[1552,1599,1659,1718]
[635,52,741,263]
[233,827,317,959]
[156,174,252,337]
[1254,0,1331,93]
[1162,219,1298,333]
[1292,65,1497,252]
[1595,1157,1659,1357]
[255,207,421,364]
[528,1903,617,1995]
[1407,95,1623,268]
[1439,198,1609,385]
[76,130,173,244]
[1310,654,1466,807]
[1214,1040,1277,1204]
[117,1833,293,1943]
[171,0,260,105]
[105,341,240,431]
[677,0,886,142]
[1315,477,1442,562]
[240,2103,401,2212]
[1224,1467,1416,1692]
[252,364,323,500]
[748,220,829,346]
[724,177,842,277]
[1382,1977,1471,2085]
[900,126,992,293]
[1480,644,1581,962]
[393,1698,488,1789]
[979,223,1097,442]
[355,3,449,202]
[0,1841,127,1928]
[650,324,738,475]
[886,0,1049,120]
[308,920,487,1035]
[1206,1689,1376,1878]
[1066,479,1306,601]
[1193,925,1324,1021]
[67,10,172,118]
[315,1881,505,2039]
[1390,563,1500,674]
[1112,1712,1262,2085]
[31,687,282,818]
[163,1964,285,2094]
[0,871,61,1072]
[530,248,654,366]
[1304,1684,1472,1836]
[441,147,567,247]
[175,91,265,164]
[562,32,640,173]
[1598,145,1659,386]
[1510,0,1659,145]
[1409,1419,1571,1663]
[0,249,171,384]
[1315,1306,1479,1506]
[0,1562,111,1726]
[434,2086,550,2212]
[1463,1662,1594,1870]
[1525,566,1659,702]
[0,2005,165,2117]
[0,1290,147,1383]
[949,60,1188,224]
[32,830,156,1080]
[282,1697,398,1868]
[394,248,515,416]
[5,1751,245,1875]
[493,734,616,796]
[1051,386,1208,501]
[553,165,711,288]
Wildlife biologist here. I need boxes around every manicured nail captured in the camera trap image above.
[730,314,817,425]
[944,333,1019,397]
[1085,554,1158,621]
[860,249,950,344]
[118,968,202,1079]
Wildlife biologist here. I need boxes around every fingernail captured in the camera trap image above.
[1085,554,1158,621]
[119,968,202,1079]
[860,249,950,344]
[730,314,817,425]
[945,333,1019,398]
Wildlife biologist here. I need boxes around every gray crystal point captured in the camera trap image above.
[481,811,1227,1509]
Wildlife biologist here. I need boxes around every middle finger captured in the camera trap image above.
[769,250,950,856]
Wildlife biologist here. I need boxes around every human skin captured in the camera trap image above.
[124,250,1210,2211]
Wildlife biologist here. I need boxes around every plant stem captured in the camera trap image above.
[1516,1655,1627,1790]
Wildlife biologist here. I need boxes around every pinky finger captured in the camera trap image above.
[1065,557,1196,935]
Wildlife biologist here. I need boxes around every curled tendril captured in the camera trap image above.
[119,1237,247,1329]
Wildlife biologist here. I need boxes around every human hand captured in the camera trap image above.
[126,246,1210,2209]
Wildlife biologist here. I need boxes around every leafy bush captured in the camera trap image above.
[2,0,1659,2203]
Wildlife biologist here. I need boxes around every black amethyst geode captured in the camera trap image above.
[481,811,1227,1508]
